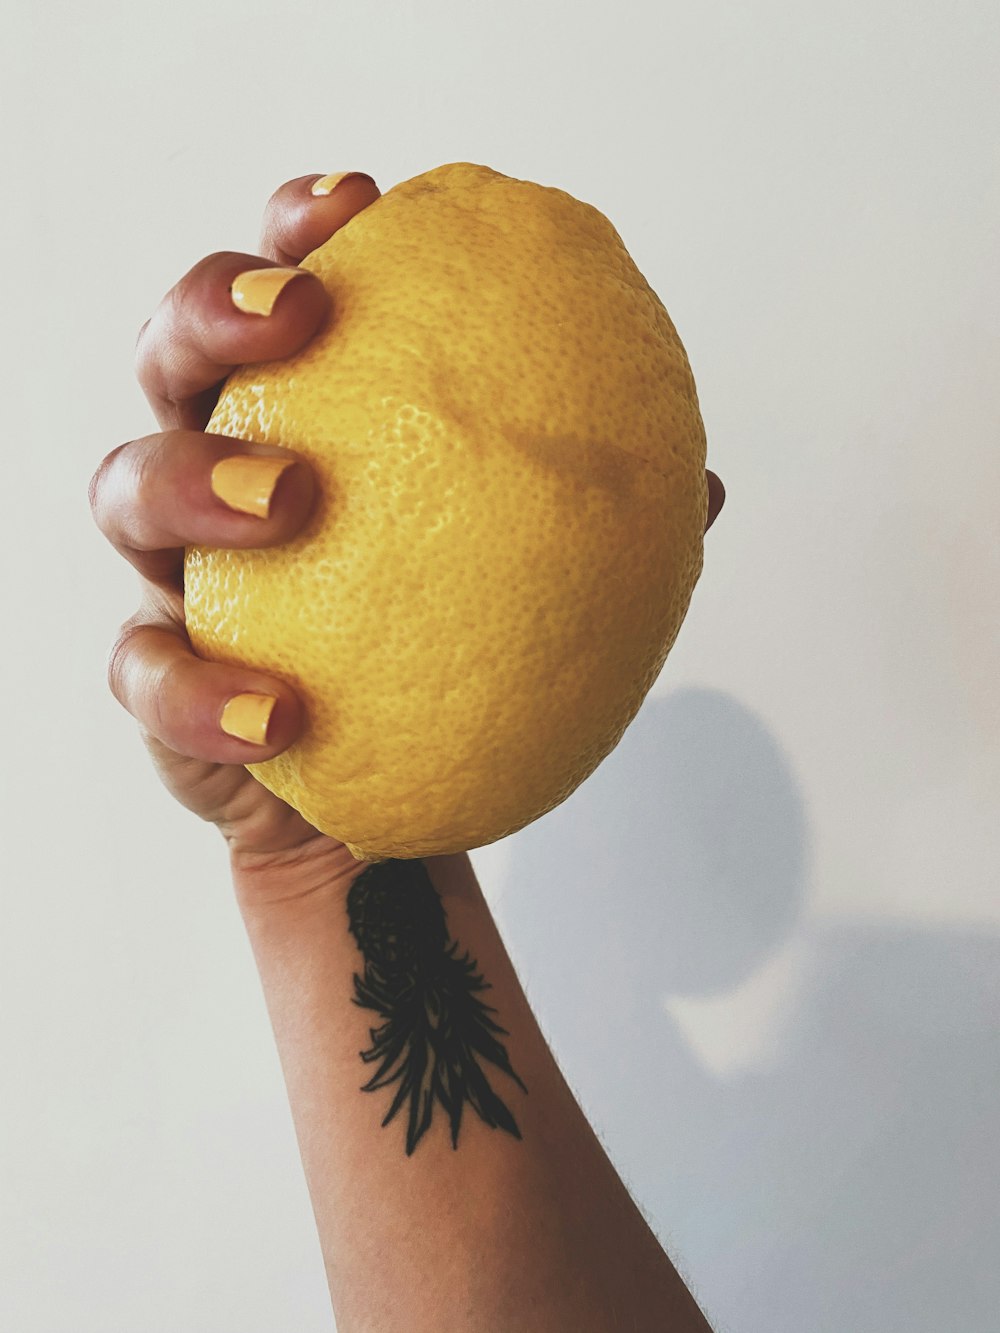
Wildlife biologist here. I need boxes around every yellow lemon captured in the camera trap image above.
[185,163,707,861]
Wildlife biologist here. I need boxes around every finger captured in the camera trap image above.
[259,171,381,264]
[108,614,305,764]
[89,430,316,587]
[136,251,330,431]
[705,470,725,532]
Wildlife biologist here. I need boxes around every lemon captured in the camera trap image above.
[184,163,707,861]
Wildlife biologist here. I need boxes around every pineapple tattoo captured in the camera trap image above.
[347,859,527,1155]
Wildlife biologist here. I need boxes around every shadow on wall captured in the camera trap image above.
[494,688,999,1333]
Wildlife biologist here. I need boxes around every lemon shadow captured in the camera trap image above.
[496,686,808,1000]
[488,687,1000,1331]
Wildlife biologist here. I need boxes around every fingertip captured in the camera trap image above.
[137,254,332,431]
[106,617,309,766]
[228,265,311,317]
[261,171,382,264]
[705,469,726,532]
[220,691,280,747]
[215,678,305,760]
[205,446,317,541]
[309,170,378,199]
[221,258,330,348]
[268,454,317,529]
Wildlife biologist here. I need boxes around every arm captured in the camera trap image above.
[233,844,713,1332]
[91,167,723,1333]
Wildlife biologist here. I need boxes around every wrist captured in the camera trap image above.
[230,838,483,924]
[230,834,369,919]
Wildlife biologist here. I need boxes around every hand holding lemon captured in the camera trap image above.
[91,167,724,878]
[89,169,725,1329]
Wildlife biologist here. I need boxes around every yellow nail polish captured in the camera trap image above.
[229,266,305,316]
[310,171,375,197]
[211,456,295,518]
[221,693,277,745]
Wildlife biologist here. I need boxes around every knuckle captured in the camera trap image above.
[133,318,154,382]
[134,317,151,355]
[106,617,147,704]
[107,614,186,719]
[88,441,133,522]
[127,433,184,545]
[135,315,160,391]
[130,439,159,515]
[151,650,188,735]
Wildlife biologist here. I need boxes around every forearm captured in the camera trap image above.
[233,848,711,1333]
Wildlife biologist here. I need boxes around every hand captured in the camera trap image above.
[90,169,726,895]
[90,171,383,893]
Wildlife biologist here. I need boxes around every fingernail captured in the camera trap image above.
[310,171,376,197]
[229,266,306,316]
[211,455,296,518]
[221,693,277,745]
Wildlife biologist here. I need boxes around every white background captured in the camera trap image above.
[2,2,998,1329]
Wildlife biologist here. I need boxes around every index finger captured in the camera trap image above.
[135,172,381,433]
[259,171,381,264]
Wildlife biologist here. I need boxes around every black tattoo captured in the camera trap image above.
[347,859,527,1155]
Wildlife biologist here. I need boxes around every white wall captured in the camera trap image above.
[3,1,997,1329]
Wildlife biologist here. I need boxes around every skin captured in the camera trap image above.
[90,172,726,1330]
